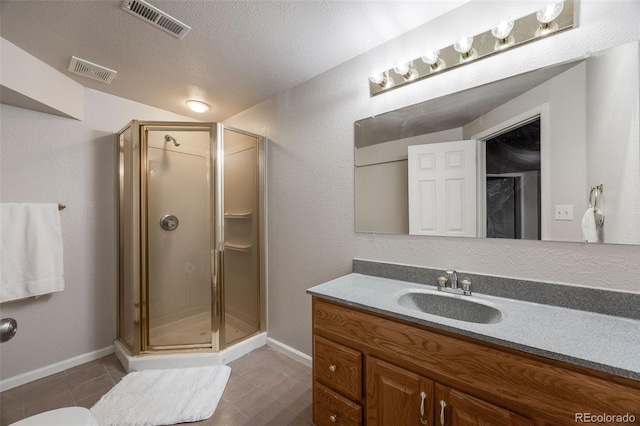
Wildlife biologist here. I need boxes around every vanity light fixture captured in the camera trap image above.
[368,0,574,96]
[185,100,210,113]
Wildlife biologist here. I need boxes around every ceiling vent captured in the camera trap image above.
[121,0,191,39]
[68,57,118,84]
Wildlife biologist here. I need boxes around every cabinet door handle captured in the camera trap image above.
[329,413,337,423]
[420,391,428,425]
[439,400,447,426]
[328,364,337,373]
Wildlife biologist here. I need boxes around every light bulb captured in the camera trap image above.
[185,100,210,113]
[492,20,514,41]
[393,62,417,81]
[421,50,445,72]
[422,50,440,66]
[369,73,386,85]
[394,63,409,76]
[454,36,473,54]
[537,2,564,25]
[369,72,391,88]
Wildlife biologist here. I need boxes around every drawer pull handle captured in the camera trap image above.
[329,414,337,423]
[439,400,447,425]
[420,391,428,425]
[328,364,337,373]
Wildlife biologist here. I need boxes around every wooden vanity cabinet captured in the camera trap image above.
[312,297,640,426]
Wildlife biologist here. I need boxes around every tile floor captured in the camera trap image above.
[0,346,313,426]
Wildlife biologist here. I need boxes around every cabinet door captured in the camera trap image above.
[366,357,434,426]
[435,383,532,426]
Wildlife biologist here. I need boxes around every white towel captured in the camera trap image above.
[581,207,599,243]
[0,203,65,302]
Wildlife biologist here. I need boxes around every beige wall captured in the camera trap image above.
[225,0,640,357]
[0,90,196,381]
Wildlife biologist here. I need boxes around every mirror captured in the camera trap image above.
[354,41,640,245]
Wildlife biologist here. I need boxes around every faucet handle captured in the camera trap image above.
[460,278,472,295]
[437,277,448,288]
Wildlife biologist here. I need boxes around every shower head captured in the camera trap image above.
[164,135,180,147]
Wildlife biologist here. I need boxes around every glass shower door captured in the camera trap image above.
[223,128,261,345]
[145,129,213,349]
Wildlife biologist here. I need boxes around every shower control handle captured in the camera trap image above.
[160,214,179,231]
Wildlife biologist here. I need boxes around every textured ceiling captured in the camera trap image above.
[0,0,467,121]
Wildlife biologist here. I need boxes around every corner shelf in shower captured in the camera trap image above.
[224,242,253,252]
[224,212,252,219]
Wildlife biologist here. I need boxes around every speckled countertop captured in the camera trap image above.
[307,273,640,380]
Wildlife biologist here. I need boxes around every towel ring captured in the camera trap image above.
[588,184,605,228]
[588,184,603,209]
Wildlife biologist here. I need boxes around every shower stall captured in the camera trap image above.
[117,121,265,358]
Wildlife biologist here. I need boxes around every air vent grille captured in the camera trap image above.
[121,0,191,39]
[68,57,117,84]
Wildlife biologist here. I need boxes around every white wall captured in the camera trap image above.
[225,0,640,357]
[0,89,196,381]
[586,41,640,244]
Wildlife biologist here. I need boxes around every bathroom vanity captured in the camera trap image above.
[308,273,640,426]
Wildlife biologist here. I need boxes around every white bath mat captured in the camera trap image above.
[91,365,231,426]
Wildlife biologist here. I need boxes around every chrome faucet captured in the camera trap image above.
[445,269,458,289]
[438,269,472,296]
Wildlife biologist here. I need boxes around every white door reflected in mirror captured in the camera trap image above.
[408,140,477,237]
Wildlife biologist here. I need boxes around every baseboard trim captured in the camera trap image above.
[266,337,312,367]
[0,345,114,392]
[115,332,268,372]
[1,335,309,391]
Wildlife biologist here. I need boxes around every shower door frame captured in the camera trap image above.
[117,120,266,356]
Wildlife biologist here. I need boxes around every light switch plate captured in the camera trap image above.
[555,205,573,221]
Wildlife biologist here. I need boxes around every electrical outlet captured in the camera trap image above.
[555,205,573,221]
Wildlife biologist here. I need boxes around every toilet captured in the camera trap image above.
[10,407,99,426]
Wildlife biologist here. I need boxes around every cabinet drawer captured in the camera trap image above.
[314,335,362,400]
[314,381,362,426]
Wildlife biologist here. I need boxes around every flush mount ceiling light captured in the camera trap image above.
[185,100,210,113]
[368,0,574,96]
